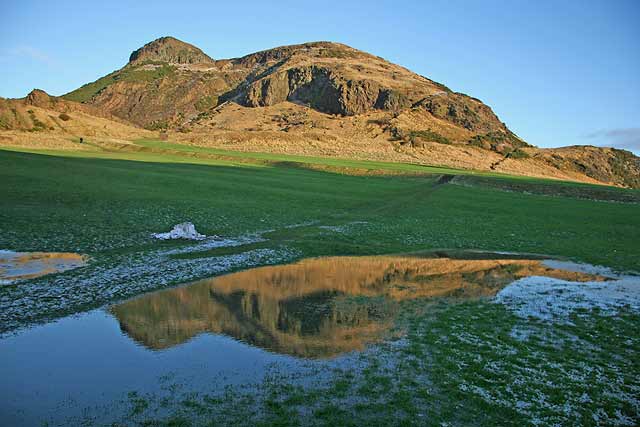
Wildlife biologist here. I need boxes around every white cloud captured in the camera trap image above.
[1,45,56,66]
[585,128,640,154]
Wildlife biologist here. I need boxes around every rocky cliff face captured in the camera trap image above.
[243,66,405,116]
[237,42,460,117]
[413,93,510,135]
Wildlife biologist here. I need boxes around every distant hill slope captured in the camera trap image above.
[2,36,637,188]
[0,89,152,149]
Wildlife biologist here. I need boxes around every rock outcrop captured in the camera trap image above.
[243,66,397,116]
[128,36,214,64]
[413,92,511,134]
[25,88,54,107]
[537,146,640,188]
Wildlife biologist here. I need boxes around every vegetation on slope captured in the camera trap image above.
[64,63,176,103]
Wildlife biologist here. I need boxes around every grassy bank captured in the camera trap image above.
[1,147,638,270]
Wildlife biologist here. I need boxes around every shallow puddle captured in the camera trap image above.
[111,254,603,358]
[0,253,606,425]
[0,250,87,284]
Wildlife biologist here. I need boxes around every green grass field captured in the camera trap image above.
[1,143,639,426]
[1,144,638,270]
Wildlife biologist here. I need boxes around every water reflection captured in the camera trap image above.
[0,250,87,285]
[111,254,601,358]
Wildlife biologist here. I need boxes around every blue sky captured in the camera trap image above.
[1,0,638,152]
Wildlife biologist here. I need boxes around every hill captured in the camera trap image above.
[1,36,637,187]
[0,89,152,150]
[63,38,523,150]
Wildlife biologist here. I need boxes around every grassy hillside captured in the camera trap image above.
[1,147,638,271]
[63,64,176,103]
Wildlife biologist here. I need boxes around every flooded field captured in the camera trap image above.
[111,255,603,357]
[0,250,87,285]
[0,253,621,426]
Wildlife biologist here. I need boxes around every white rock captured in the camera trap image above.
[152,222,206,240]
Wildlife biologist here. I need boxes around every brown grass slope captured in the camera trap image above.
[0,89,152,150]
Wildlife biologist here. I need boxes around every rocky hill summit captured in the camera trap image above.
[128,36,214,64]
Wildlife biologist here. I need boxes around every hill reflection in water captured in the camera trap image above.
[110,254,600,359]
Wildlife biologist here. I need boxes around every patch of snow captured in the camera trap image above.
[318,225,343,232]
[508,326,532,342]
[541,260,621,278]
[495,274,640,323]
[152,222,207,240]
[163,234,265,255]
[283,220,320,229]
[318,221,369,234]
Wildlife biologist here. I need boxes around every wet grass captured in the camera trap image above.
[108,300,639,426]
[454,174,640,203]
[1,145,639,426]
[167,241,273,259]
[1,146,638,284]
[0,146,638,333]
